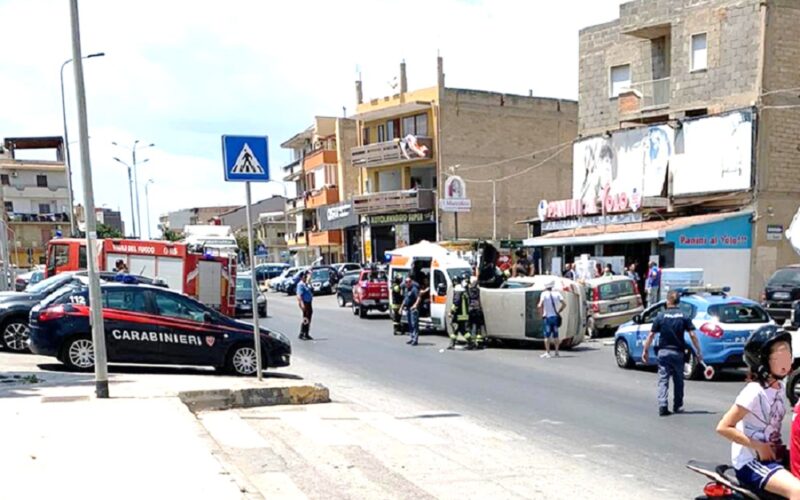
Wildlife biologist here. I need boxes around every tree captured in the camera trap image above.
[161,228,182,242]
[96,223,123,239]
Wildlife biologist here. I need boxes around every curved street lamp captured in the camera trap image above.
[112,140,154,238]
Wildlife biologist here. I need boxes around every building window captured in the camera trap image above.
[402,113,429,137]
[39,203,50,214]
[0,174,8,186]
[36,175,48,188]
[4,201,12,213]
[609,64,631,98]
[691,33,708,71]
[361,127,370,146]
[387,119,399,140]
[377,124,386,142]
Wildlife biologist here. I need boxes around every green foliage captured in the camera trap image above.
[96,223,123,239]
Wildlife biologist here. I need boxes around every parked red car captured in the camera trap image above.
[352,269,389,318]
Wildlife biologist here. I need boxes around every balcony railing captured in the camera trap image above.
[303,149,337,172]
[286,232,307,247]
[8,212,69,223]
[308,230,342,247]
[306,186,339,209]
[286,197,306,213]
[352,188,435,215]
[351,136,434,169]
[623,77,671,111]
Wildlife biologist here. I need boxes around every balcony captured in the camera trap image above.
[8,212,70,224]
[286,197,306,214]
[308,230,342,247]
[352,189,435,215]
[286,232,307,247]
[306,186,339,209]
[619,78,671,114]
[303,149,337,173]
[3,186,69,199]
[351,137,434,169]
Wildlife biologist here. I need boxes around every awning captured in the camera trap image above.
[351,101,432,122]
[523,210,752,247]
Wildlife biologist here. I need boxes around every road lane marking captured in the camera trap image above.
[200,411,269,449]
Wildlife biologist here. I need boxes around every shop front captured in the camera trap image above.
[524,211,753,297]
[316,200,360,264]
[363,211,436,263]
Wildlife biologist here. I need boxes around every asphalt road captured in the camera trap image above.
[261,291,757,498]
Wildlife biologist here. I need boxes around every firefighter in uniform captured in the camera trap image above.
[390,276,404,335]
[449,279,472,350]
[467,276,486,349]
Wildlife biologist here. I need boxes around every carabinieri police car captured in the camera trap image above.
[28,276,291,376]
[613,286,773,379]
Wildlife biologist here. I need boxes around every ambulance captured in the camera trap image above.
[388,241,473,334]
[44,238,237,317]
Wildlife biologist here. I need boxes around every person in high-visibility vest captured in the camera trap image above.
[449,280,471,350]
[467,276,486,349]
[390,276,404,335]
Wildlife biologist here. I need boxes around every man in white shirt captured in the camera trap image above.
[538,281,566,358]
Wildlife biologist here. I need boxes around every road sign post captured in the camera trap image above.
[222,135,270,381]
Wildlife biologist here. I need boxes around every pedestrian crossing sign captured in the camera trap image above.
[222,135,270,182]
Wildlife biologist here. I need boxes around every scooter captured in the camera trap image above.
[686,461,786,499]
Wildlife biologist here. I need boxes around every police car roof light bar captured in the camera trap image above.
[674,285,731,296]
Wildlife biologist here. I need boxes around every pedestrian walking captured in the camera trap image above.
[513,250,531,277]
[537,281,565,358]
[402,276,420,346]
[594,262,603,278]
[449,280,469,350]
[642,291,703,416]
[646,261,662,306]
[625,263,640,283]
[604,263,614,276]
[296,272,314,341]
[563,263,576,281]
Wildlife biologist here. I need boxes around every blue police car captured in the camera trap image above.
[613,287,773,379]
[28,276,291,376]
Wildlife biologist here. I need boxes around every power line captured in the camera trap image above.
[449,140,574,173]
[457,144,572,185]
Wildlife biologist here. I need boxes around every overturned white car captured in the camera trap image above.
[480,276,587,348]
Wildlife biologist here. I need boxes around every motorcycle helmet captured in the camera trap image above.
[743,325,793,382]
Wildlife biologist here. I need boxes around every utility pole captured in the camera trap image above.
[69,0,109,398]
[492,179,497,242]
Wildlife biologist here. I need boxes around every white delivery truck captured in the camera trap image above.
[183,225,238,256]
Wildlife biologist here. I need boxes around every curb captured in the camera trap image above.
[178,383,330,413]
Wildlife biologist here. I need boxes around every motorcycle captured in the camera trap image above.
[687,461,786,500]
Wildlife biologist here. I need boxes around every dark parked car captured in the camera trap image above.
[29,279,291,375]
[235,275,267,318]
[254,264,290,285]
[762,265,800,323]
[309,267,337,295]
[335,271,361,307]
[332,263,362,279]
[0,273,83,352]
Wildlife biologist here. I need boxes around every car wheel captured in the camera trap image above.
[786,369,800,406]
[359,306,367,319]
[352,303,359,316]
[1,318,30,352]
[683,351,702,380]
[337,294,346,307]
[62,335,95,371]
[615,338,634,369]
[226,344,261,376]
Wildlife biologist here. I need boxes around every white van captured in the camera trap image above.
[388,241,472,334]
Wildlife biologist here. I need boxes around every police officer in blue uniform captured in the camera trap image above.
[642,290,704,416]
[296,272,314,341]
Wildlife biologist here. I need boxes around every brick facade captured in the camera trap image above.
[438,89,577,240]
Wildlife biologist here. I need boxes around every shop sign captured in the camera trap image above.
[368,211,435,226]
[767,224,784,241]
[664,214,752,249]
[441,175,471,213]
[317,201,358,231]
[499,239,523,249]
[542,212,643,231]
[538,185,642,222]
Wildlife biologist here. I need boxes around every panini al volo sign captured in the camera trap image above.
[538,186,642,222]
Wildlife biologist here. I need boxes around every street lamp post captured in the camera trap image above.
[60,51,104,237]
[144,179,154,240]
[112,140,154,238]
[112,156,136,238]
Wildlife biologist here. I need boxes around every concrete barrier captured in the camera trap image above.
[179,383,330,413]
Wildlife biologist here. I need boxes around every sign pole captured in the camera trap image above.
[245,182,263,381]
[69,0,109,398]
[454,212,459,240]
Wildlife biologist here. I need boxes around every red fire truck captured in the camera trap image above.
[44,238,237,317]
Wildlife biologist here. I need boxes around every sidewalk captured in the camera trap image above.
[0,352,327,500]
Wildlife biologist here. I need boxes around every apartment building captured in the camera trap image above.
[159,204,240,236]
[525,0,800,298]
[351,58,577,262]
[281,117,359,265]
[0,137,70,266]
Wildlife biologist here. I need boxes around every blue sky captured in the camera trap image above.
[0,0,623,238]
